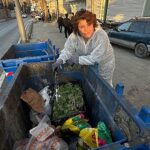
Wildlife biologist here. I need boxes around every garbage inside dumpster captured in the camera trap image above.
[21,88,44,113]
[19,82,113,149]
[61,114,91,134]
[14,113,112,149]
[1,62,129,150]
[52,82,85,122]
[14,116,69,150]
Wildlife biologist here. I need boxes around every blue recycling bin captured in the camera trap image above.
[0,39,59,83]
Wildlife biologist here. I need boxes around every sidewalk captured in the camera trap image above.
[31,21,66,50]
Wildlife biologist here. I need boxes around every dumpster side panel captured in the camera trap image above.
[1,45,16,60]
[0,67,32,149]
[0,111,11,150]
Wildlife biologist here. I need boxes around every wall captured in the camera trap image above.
[142,0,150,17]
[0,9,7,19]
[107,0,145,22]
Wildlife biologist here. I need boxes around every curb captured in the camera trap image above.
[17,20,33,44]
[0,18,15,23]
[0,19,6,23]
[26,20,33,40]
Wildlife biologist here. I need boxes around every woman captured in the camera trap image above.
[52,9,115,86]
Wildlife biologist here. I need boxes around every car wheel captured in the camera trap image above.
[135,43,148,58]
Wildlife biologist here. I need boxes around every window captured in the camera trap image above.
[129,21,145,33]
[117,22,132,31]
[145,21,150,34]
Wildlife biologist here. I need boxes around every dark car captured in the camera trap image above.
[97,19,121,30]
[108,17,150,58]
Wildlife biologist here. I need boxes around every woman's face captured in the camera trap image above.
[78,19,94,39]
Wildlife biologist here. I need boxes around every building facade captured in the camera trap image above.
[107,0,145,21]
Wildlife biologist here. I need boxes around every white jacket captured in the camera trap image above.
[58,26,115,85]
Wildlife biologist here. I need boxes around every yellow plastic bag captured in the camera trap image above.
[62,114,90,134]
[79,128,99,148]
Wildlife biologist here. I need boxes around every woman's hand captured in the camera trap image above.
[67,55,79,66]
[52,59,63,72]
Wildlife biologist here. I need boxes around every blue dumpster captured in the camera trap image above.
[121,144,150,150]
[0,62,149,150]
[0,39,59,83]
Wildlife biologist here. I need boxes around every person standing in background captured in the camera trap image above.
[70,12,75,33]
[57,15,64,33]
[63,13,71,38]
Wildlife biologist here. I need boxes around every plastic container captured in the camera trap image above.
[0,62,149,150]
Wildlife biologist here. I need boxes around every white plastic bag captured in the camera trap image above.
[39,86,52,115]
[29,109,45,126]
[25,115,69,150]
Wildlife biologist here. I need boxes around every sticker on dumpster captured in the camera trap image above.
[6,72,14,76]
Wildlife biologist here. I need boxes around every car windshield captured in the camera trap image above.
[117,22,132,31]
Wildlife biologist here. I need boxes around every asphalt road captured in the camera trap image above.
[0,18,30,58]
[113,44,150,110]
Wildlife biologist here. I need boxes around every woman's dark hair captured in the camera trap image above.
[73,9,97,35]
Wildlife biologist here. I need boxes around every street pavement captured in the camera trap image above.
[0,18,32,58]
[31,21,150,110]
[31,21,66,50]
[107,0,144,21]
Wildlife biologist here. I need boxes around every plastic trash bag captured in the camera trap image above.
[29,115,54,142]
[39,86,52,115]
[79,128,99,148]
[29,109,45,126]
[62,114,90,134]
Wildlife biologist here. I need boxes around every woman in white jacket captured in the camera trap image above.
[52,9,115,86]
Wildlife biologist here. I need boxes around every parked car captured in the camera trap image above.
[35,15,41,20]
[22,14,27,18]
[108,17,150,58]
[97,19,121,30]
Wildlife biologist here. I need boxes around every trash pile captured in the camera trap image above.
[14,82,113,150]
[52,83,85,121]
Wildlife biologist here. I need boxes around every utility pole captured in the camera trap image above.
[56,0,59,18]
[44,0,48,21]
[103,0,109,23]
[14,0,27,43]
[41,0,48,21]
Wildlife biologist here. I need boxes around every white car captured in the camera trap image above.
[35,15,41,20]
[22,14,27,18]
